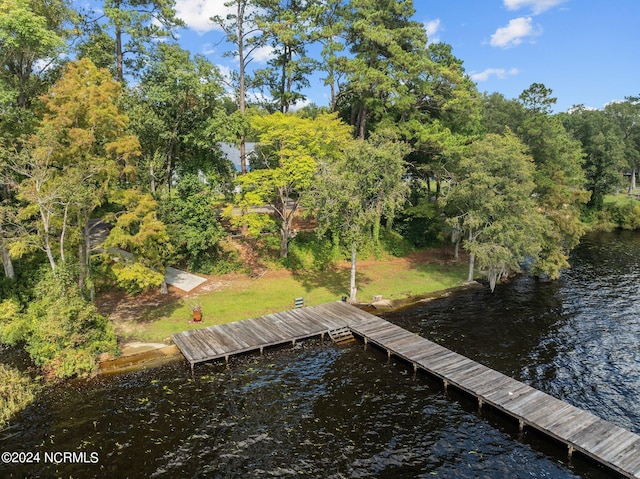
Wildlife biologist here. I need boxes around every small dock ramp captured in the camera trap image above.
[328,326,355,345]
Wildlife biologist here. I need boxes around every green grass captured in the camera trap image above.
[603,192,639,206]
[122,256,468,343]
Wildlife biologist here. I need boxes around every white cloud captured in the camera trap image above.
[216,64,233,83]
[174,0,234,34]
[289,98,312,112]
[251,44,276,64]
[202,43,216,56]
[504,0,567,15]
[490,17,541,48]
[424,18,442,44]
[471,67,519,82]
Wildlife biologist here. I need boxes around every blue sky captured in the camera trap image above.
[169,0,639,112]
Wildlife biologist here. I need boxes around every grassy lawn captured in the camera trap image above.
[603,192,640,205]
[118,254,468,344]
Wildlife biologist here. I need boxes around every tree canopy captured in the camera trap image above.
[1,0,639,379]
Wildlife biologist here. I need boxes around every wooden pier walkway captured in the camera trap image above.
[172,302,356,367]
[172,302,640,478]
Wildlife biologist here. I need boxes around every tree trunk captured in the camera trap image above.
[357,103,367,139]
[279,226,289,258]
[466,229,474,282]
[330,72,336,112]
[467,253,475,283]
[349,243,357,303]
[1,244,14,280]
[240,136,247,174]
[115,22,124,83]
[631,167,637,192]
[238,1,247,174]
[78,233,86,291]
[150,160,156,195]
[59,202,69,264]
[40,209,56,271]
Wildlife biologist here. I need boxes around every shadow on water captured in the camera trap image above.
[2,231,639,478]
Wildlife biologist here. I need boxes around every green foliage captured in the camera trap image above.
[158,174,227,274]
[0,363,39,430]
[516,95,589,278]
[101,0,185,81]
[443,131,547,288]
[396,197,445,248]
[0,268,118,379]
[235,112,352,258]
[108,262,165,295]
[283,232,342,271]
[562,106,626,209]
[125,43,235,195]
[599,200,640,230]
[379,228,416,257]
[0,0,69,139]
[101,189,170,294]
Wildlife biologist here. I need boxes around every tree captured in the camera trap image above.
[481,92,526,136]
[254,0,317,113]
[99,0,184,82]
[516,84,589,278]
[235,112,352,258]
[340,0,430,139]
[394,42,481,202]
[6,58,140,287]
[605,97,640,191]
[212,0,267,173]
[0,0,69,139]
[313,134,409,302]
[158,174,227,274]
[562,106,626,209]
[0,268,118,379]
[443,131,546,290]
[518,82,556,115]
[309,0,346,112]
[124,44,234,196]
[100,189,171,294]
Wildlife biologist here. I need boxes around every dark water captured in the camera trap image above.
[2,231,639,478]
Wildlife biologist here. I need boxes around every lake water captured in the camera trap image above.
[1,231,639,478]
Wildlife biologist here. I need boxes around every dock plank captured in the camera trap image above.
[171,302,640,478]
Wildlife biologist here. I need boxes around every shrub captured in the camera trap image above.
[0,364,39,430]
[0,268,118,379]
[594,201,640,231]
[284,232,342,271]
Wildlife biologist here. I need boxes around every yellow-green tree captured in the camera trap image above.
[234,112,352,258]
[6,58,140,285]
[101,189,171,294]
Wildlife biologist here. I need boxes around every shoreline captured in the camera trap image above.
[98,281,483,375]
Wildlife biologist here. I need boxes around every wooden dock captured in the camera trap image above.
[171,302,356,367]
[172,302,640,478]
